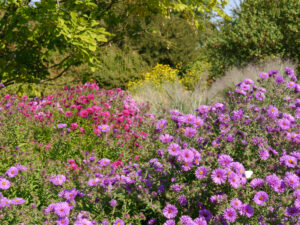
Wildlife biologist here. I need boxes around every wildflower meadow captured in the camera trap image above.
[0,67,299,225]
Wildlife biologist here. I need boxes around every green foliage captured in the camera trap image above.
[0,0,109,86]
[206,0,300,81]
[82,45,150,90]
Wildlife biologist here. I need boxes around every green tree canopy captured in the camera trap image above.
[206,0,300,81]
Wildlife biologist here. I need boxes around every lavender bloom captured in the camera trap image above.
[49,175,66,186]
[285,67,294,75]
[11,198,25,205]
[180,149,194,163]
[113,219,125,225]
[211,168,227,184]
[218,154,233,167]
[259,72,269,79]
[177,194,188,206]
[240,204,254,218]
[57,123,67,129]
[109,199,117,207]
[6,166,19,178]
[168,143,181,156]
[98,124,110,132]
[184,127,197,137]
[160,134,174,143]
[156,119,167,130]
[195,166,208,179]
[163,204,178,219]
[223,207,237,223]
[54,202,70,217]
[0,178,11,190]
[57,217,69,225]
[284,173,300,189]
[275,74,284,84]
[278,118,291,130]
[230,198,242,209]
[163,220,175,225]
[253,191,268,206]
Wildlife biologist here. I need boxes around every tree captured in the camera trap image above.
[0,0,109,86]
[206,0,300,81]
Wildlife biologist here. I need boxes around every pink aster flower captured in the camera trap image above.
[284,173,300,189]
[259,72,269,79]
[168,143,181,156]
[195,167,207,179]
[88,178,100,187]
[54,202,70,217]
[180,149,194,163]
[230,198,242,209]
[223,207,237,223]
[240,204,254,217]
[11,197,25,205]
[57,217,69,225]
[163,204,178,219]
[253,191,268,206]
[278,118,291,130]
[0,178,10,190]
[184,127,197,137]
[160,134,174,143]
[211,168,227,184]
[49,175,66,186]
[6,166,18,178]
[98,124,110,132]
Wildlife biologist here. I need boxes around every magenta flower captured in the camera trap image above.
[240,83,251,91]
[218,154,233,167]
[230,198,242,209]
[223,207,237,223]
[156,119,167,130]
[57,217,69,225]
[184,114,196,124]
[195,166,207,179]
[54,202,70,217]
[163,204,178,219]
[11,198,25,205]
[259,72,269,79]
[113,219,125,225]
[50,175,66,186]
[0,178,10,190]
[98,158,111,167]
[284,173,299,189]
[180,149,194,163]
[65,111,72,117]
[267,105,279,118]
[194,117,204,127]
[160,134,174,143]
[278,118,291,130]
[6,166,19,178]
[228,173,240,189]
[240,204,254,217]
[184,127,196,137]
[253,191,268,206]
[286,81,296,89]
[211,168,227,184]
[88,178,100,187]
[168,143,181,156]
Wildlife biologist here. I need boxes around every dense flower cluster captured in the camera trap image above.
[0,68,299,224]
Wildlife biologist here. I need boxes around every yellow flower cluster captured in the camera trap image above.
[128,64,181,91]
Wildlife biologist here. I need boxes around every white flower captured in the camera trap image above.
[245,170,253,179]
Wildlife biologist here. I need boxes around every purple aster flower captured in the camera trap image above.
[113,219,125,225]
[163,204,178,219]
[240,83,251,91]
[259,148,270,160]
[286,207,299,217]
[0,197,11,207]
[74,219,93,225]
[0,178,11,190]
[211,168,227,184]
[49,175,66,186]
[88,178,100,187]
[228,173,241,189]
[265,174,282,189]
[267,105,279,118]
[160,133,174,143]
[171,184,181,192]
[223,207,237,223]
[240,204,254,218]
[57,123,67,129]
[195,166,208,179]
[163,220,175,225]
[6,166,18,178]
[199,209,213,221]
[280,155,297,168]
[179,215,194,224]
[194,117,204,127]
[285,67,294,75]
[259,72,269,79]
[57,217,69,225]
[194,217,207,225]
[275,74,284,84]
[294,190,300,199]
[156,119,167,130]
[180,149,194,163]
[284,173,300,189]
[11,198,25,205]
[54,202,70,217]
[184,114,196,124]
[177,194,188,206]
[109,199,117,207]
[98,124,110,132]
[286,81,296,89]
[98,158,111,167]
[168,143,181,156]
[184,127,197,137]
[278,118,291,130]
[255,91,265,101]
[230,198,242,209]
[218,154,233,167]
[253,191,268,206]
[148,218,157,225]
